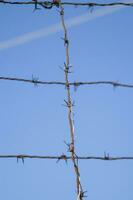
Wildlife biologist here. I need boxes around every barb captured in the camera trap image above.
[0,0,133,8]
[0,76,133,89]
[0,154,133,160]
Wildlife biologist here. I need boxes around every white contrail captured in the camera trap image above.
[0,3,128,50]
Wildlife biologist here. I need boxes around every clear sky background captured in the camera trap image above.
[0,1,133,200]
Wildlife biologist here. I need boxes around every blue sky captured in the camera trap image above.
[0,1,133,200]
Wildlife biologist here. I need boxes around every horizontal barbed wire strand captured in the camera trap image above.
[0,76,133,88]
[0,154,133,161]
[0,0,133,8]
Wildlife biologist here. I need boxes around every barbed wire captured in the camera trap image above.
[59,3,85,199]
[0,76,133,89]
[0,1,132,199]
[0,0,133,9]
[0,154,133,161]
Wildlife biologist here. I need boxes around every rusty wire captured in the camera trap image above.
[59,3,85,199]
